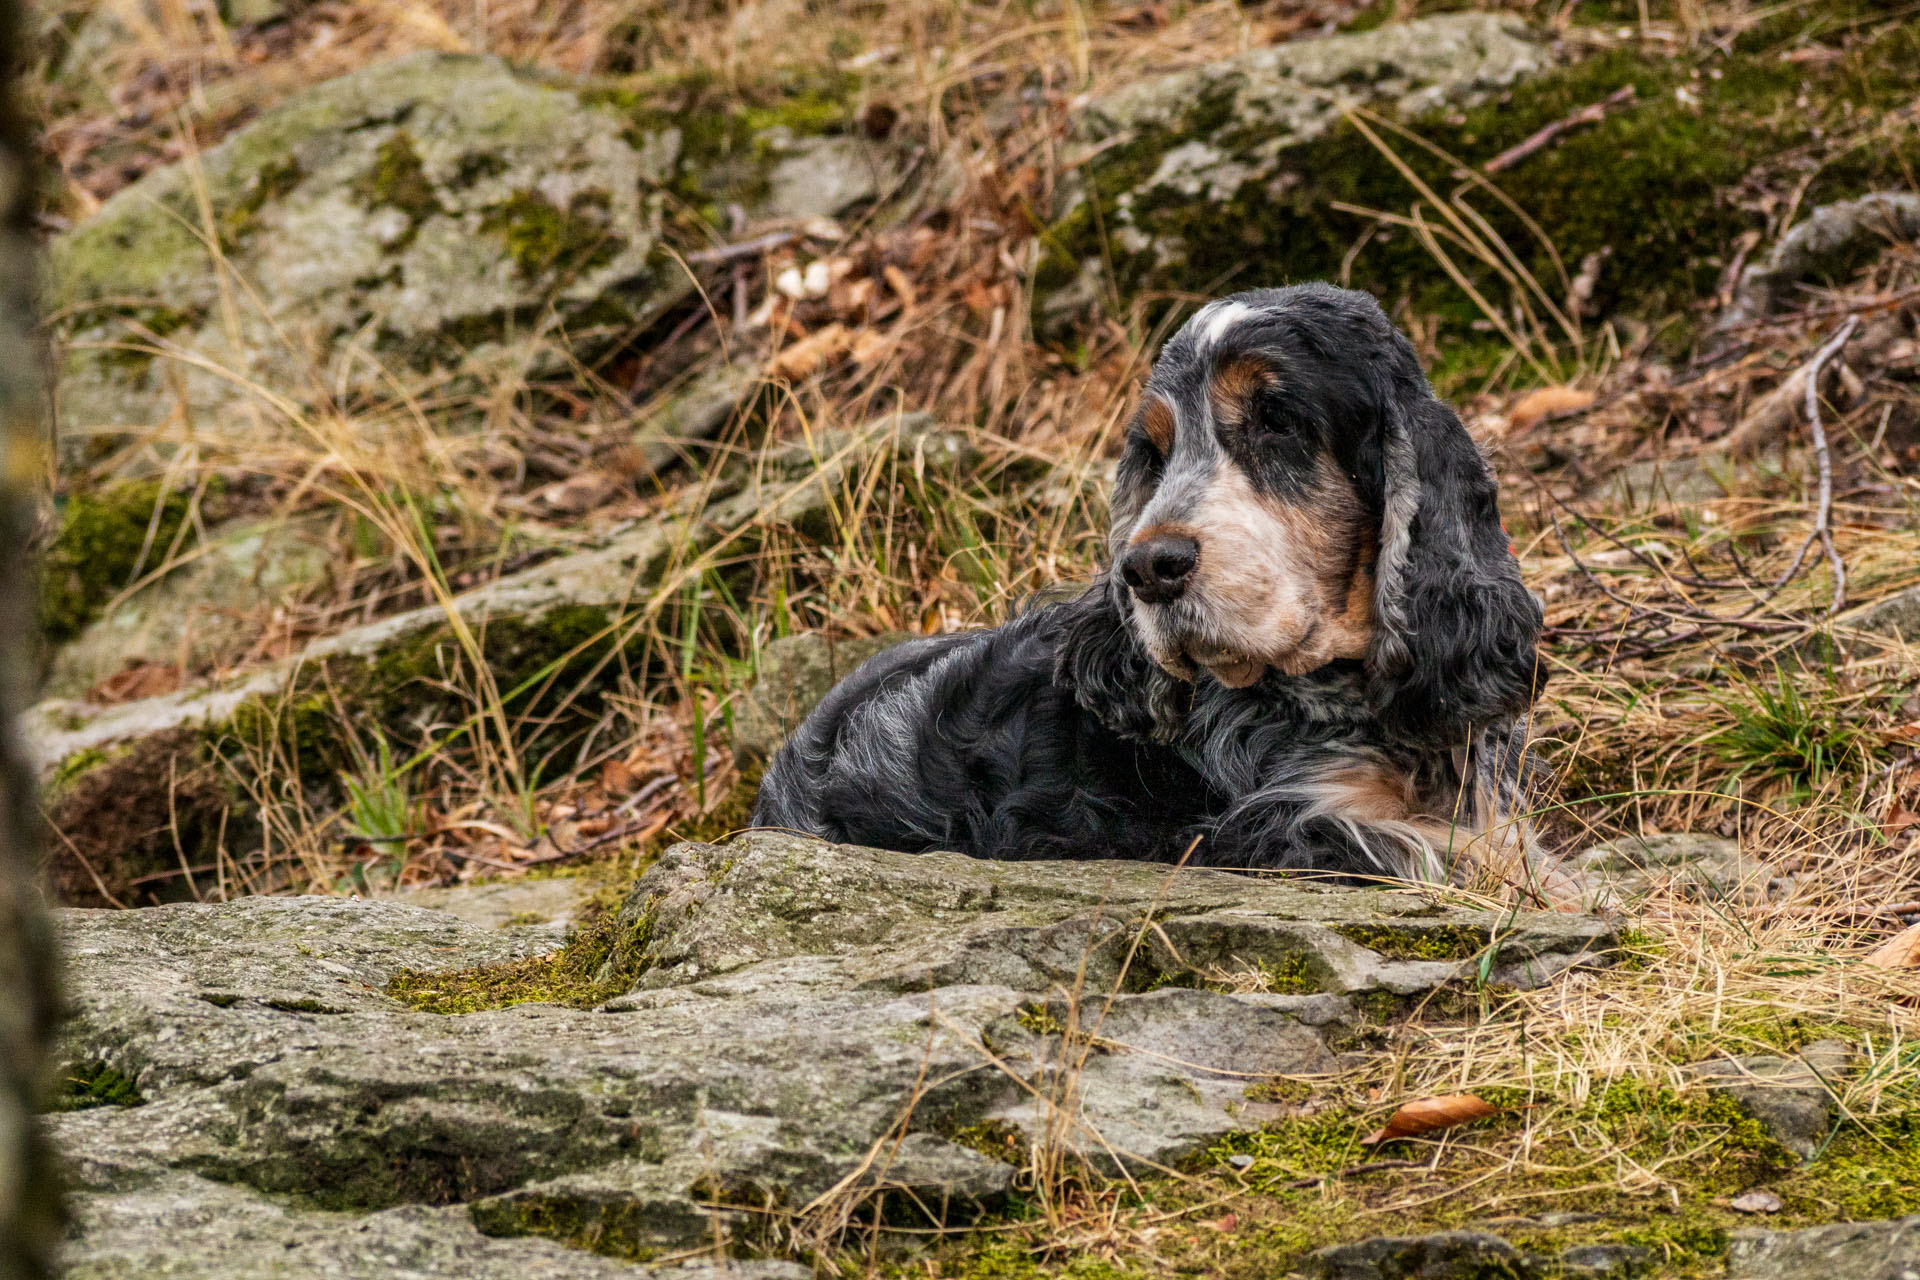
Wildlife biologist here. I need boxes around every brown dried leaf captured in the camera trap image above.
[1361,1094,1498,1145]
[88,662,183,705]
[1866,921,1920,969]
[766,324,852,381]
[1507,386,1595,433]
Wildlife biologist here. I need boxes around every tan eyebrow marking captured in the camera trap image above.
[1141,397,1176,455]
[1208,355,1279,427]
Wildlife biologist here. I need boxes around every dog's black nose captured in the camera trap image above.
[1121,534,1199,604]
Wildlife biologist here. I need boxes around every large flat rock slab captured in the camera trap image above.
[50,833,1615,1269]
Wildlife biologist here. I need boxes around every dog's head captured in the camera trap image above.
[1060,283,1543,745]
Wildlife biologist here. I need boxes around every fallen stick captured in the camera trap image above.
[1484,86,1635,174]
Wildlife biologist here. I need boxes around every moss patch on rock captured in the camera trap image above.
[386,880,653,1013]
[49,1060,145,1112]
[1039,12,1920,367]
[39,479,191,646]
[479,189,623,279]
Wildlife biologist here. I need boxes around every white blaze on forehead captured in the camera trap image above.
[1193,300,1254,347]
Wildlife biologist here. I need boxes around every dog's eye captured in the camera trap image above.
[1252,388,1293,435]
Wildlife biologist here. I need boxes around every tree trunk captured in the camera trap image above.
[0,0,64,1273]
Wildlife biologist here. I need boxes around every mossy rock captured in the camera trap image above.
[43,509,334,698]
[47,52,682,462]
[37,478,192,648]
[1037,9,1920,364]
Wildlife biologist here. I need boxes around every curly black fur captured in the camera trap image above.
[752,284,1544,881]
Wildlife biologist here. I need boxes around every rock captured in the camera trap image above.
[43,512,335,700]
[1850,585,1920,645]
[731,630,911,762]
[631,357,764,480]
[1038,13,1550,332]
[60,1172,810,1279]
[50,831,1616,1265]
[1728,1212,1920,1280]
[394,876,597,931]
[47,54,904,464]
[1565,833,1780,910]
[1714,193,1920,339]
[50,53,681,460]
[1297,1230,1527,1279]
[26,413,971,904]
[1555,1243,1650,1277]
[1690,1039,1853,1159]
[1582,453,1744,509]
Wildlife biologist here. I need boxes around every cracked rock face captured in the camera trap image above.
[51,832,1614,1275]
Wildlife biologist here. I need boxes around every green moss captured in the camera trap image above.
[1249,951,1318,994]
[219,155,303,247]
[1015,1003,1066,1037]
[944,1119,1028,1167]
[386,887,655,1014]
[1333,922,1490,962]
[39,479,192,646]
[351,132,443,248]
[480,188,625,279]
[1040,18,1920,365]
[1243,1077,1313,1106]
[50,1061,145,1112]
[579,66,858,222]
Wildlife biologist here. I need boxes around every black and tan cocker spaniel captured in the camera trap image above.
[753,284,1549,889]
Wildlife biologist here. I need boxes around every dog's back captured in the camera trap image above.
[751,605,1222,863]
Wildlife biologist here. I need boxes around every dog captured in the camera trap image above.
[752,284,1548,889]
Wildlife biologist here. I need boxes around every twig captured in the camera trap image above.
[685,229,802,265]
[1712,283,1920,337]
[1772,317,1858,616]
[1484,87,1635,174]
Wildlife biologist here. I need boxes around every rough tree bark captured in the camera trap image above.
[0,0,63,1273]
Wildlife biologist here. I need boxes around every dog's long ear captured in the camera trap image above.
[1053,578,1188,743]
[1367,389,1543,745]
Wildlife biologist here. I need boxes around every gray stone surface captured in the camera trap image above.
[50,53,681,457]
[60,1173,808,1279]
[48,53,903,462]
[1852,585,1920,645]
[1716,193,1920,337]
[731,630,911,762]
[1691,1039,1853,1160]
[1042,14,1550,329]
[1583,453,1746,509]
[44,512,335,699]
[395,876,597,930]
[1567,832,1779,910]
[1729,1212,1920,1280]
[1298,1230,1525,1279]
[50,831,1616,1268]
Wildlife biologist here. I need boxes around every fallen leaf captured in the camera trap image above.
[1362,1094,1498,1145]
[1867,921,1920,969]
[882,264,917,309]
[599,758,638,794]
[1883,803,1919,837]
[850,328,893,365]
[1507,386,1595,432]
[766,324,853,380]
[1730,1189,1783,1214]
[1207,1213,1238,1233]
[88,662,183,705]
